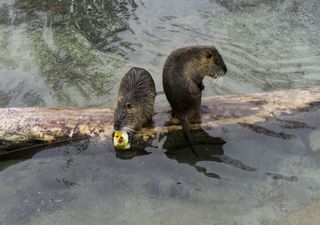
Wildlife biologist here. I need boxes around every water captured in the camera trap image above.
[1,0,320,107]
[1,109,320,225]
[1,0,320,224]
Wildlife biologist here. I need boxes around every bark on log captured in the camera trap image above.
[1,87,320,153]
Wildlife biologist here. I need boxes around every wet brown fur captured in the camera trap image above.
[114,67,156,134]
[162,45,227,155]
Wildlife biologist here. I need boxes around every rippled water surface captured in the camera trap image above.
[1,0,320,224]
[1,0,320,106]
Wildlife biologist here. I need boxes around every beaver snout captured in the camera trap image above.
[214,50,227,74]
[222,64,227,73]
[217,58,227,74]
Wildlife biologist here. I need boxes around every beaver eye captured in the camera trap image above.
[206,53,213,59]
[126,103,132,109]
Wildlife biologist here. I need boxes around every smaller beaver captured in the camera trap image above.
[113,67,156,147]
[163,45,227,156]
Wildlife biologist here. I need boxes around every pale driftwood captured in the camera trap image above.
[0,87,320,152]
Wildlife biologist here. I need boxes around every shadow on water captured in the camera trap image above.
[115,148,151,160]
[2,105,320,175]
[3,104,320,174]
[115,127,257,179]
[1,109,320,224]
[0,126,258,180]
[162,128,256,179]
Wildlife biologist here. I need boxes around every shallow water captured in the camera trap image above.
[1,0,320,224]
[0,0,320,106]
[1,109,320,225]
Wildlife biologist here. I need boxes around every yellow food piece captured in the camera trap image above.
[113,131,131,150]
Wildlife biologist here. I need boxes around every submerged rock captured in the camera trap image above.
[281,200,320,225]
[7,0,137,50]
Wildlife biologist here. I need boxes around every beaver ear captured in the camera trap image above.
[206,51,213,59]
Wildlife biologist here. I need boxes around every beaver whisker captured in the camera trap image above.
[122,126,135,134]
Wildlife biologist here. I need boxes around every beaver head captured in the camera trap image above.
[165,46,227,85]
[113,96,143,134]
[183,45,227,80]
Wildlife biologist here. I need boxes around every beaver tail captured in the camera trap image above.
[181,117,199,157]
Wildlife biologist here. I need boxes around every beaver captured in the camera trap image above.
[114,67,156,142]
[162,45,227,156]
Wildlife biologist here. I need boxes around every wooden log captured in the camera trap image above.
[1,87,320,153]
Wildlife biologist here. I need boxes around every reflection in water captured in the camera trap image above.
[163,128,256,178]
[240,123,295,139]
[115,148,150,160]
[1,109,320,225]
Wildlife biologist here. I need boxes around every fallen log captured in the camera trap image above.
[1,87,320,153]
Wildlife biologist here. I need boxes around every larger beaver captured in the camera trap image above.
[163,45,227,156]
[113,67,156,149]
